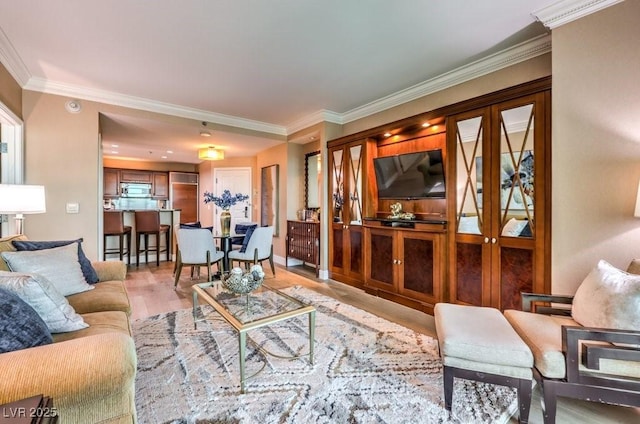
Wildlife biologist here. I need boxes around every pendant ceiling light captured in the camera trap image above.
[198,146,225,160]
[197,122,224,160]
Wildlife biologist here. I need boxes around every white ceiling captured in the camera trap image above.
[0,1,617,163]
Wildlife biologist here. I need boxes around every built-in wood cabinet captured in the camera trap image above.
[364,220,446,314]
[324,77,551,315]
[104,168,120,198]
[286,220,320,276]
[447,87,551,311]
[103,169,170,200]
[152,172,169,199]
[120,169,153,184]
[328,138,376,288]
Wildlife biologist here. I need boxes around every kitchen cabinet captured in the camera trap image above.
[364,221,445,313]
[327,138,376,288]
[104,168,120,198]
[120,170,153,184]
[152,172,169,199]
[447,90,550,311]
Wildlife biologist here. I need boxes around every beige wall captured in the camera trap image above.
[22,90,101,258]
[551,1,640,293]
[0,62,21,118]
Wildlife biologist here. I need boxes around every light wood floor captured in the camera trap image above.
[125,261,639,424]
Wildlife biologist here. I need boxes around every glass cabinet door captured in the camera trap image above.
[455,115,484,236]
[348,144,363,225]
[331,149,344,224]
[497,103,535,239]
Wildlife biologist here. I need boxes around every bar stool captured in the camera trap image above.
[103,211,132,264]
[135,210,171,267]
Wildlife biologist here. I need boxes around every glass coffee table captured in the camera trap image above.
[192,281,316,393]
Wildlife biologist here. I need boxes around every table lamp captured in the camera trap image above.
[0,184,46,234]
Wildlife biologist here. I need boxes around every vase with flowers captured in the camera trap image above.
[203,190,250,236]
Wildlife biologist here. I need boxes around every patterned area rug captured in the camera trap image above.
[133,286,518,423]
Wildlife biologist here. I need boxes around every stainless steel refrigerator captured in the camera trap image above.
[169,172,199,224]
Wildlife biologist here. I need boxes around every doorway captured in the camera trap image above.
[0,101,24,237]
[213,167,252,235]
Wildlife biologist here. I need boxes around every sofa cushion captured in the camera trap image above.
[572,259,640,331]
[91,261,127,282]
[66,280,131,316]
[0,271,88,333]
[0,234,27,271]
[12,239,99,284]
[52,310,131,342]
[504,309,576,379]
[1,243,94,296]
[0,286,52,353]
[434,303,533,369]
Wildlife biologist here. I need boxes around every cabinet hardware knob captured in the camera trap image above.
[492,238,497,244]
[484,237,490,243]
[398,260,402,265]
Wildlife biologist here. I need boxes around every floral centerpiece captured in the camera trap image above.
[203,190,250,236]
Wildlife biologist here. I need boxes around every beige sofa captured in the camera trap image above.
[0,235,137,423]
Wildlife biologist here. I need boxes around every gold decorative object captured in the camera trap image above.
[221,265,266,294]
[220,209,231,236]
[388,202,415,220]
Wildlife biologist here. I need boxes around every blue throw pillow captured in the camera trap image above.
[235,224,254,234]
[0,287,52,353]
[12,239,99,284]
[239,225,257,253]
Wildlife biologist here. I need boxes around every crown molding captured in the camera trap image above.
[286,109,343,134]
[0,28,30,87]
[23,77,288,136]
[342,34,551,124]
[3,30,551,136]
[532,0,624,29]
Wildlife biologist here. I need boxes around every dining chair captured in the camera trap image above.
[227,226,275,276]
[174,228,224,288]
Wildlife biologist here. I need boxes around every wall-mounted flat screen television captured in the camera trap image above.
[373,149,445,199]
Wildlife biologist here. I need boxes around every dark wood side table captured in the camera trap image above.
[0,395,57,423]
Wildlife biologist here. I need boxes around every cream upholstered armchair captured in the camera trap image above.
[228,226,275,276]
[504,260,640,424]
[174,228,224,288]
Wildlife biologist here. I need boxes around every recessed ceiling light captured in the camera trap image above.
[111,150,118,154]
[166,150,173,154]
[161,155,167,159]
[111,144,119,147]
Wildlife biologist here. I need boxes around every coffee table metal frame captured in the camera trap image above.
[192,281,316,393]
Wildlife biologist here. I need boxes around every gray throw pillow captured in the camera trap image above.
[12,239,99,284]
[1,243,94,296]
[572,260,640,331]
[0,286,52,353]
[0,271,87,333]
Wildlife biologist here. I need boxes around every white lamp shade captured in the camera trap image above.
[0,184,47,214]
